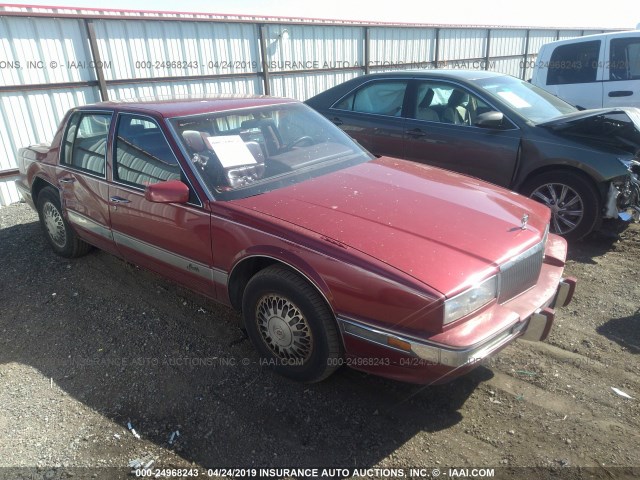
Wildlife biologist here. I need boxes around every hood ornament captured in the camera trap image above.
[521,214,529,230]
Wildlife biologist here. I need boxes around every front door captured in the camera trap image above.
[107,113,215,297]
[402,81,521,188]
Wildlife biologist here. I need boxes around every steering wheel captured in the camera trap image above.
[285,135,314,150]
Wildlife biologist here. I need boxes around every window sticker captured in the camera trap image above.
[206,135,258,168]
[496,91,531,109]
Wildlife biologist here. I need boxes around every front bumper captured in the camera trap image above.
[338,235,575,384]
[606,173,640,222]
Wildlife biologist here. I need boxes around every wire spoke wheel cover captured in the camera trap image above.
[36,186,91,258]
[256,294,313,361]
[242,265,343,382]
[42,201,67,248]
[531,182,584,235]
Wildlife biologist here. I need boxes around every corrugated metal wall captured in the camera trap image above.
[369,27,436,67]
[94,20,260,81]
[0,16,92,87]
[0,8,607,206]
[107,78,262,100]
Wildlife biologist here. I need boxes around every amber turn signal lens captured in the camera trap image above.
[387,336,412,352]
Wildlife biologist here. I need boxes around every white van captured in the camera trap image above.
[531,30,640,109]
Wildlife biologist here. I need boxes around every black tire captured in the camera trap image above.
[36,186,92,258]
[521,171,600,240]
[242,265,343,383]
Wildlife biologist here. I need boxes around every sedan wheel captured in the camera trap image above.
[42,200,67,248]
[256,293,313,362]
[522,171,599,240]
[530,183,584,235]
[36,186,92,258]
[242,265,343,382]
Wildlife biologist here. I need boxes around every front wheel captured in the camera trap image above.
[521,171,600,240]
[242,265,343,383]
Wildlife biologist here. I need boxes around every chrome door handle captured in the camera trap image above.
[59,177,75,184]
[110,196,131,204]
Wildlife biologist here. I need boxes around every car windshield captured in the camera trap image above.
[475,75,577,123]
[169,103,372,200]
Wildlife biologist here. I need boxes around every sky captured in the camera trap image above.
[3,0,639,29]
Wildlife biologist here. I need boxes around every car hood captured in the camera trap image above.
[231,158,550,297]
[538,107,640,155]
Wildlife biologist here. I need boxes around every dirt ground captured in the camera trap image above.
[0,201,638,480]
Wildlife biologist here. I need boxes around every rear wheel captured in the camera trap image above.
[242,265,343,383]
[36,186,91,258]
[521,171,600,240]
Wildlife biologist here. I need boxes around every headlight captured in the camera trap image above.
[443,275,498,325]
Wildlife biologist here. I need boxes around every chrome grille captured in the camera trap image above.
[498,240,545,303]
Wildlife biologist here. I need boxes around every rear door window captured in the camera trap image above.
[62,112,112,176]
[547,40,601,85]
[333,81,409,116]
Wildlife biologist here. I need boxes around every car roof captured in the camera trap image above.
[79,95,298,118]
[358,69,509,81]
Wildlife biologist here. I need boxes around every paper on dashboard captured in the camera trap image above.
[206,135,258,168]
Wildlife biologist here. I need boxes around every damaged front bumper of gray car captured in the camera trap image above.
[606,159,640,222]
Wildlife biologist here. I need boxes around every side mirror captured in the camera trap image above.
[145,180,190,203]
[475,111,505,129]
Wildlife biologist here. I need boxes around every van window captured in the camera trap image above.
[547,40,601,85]
[610,37,640,80]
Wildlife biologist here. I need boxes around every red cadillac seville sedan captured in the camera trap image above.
[16,96,576,384]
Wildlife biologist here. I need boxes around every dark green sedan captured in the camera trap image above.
[306,70,640,239]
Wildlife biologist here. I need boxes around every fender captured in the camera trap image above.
[227,245,336,314]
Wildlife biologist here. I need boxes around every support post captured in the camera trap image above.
[84,19,109,101]
[364,26,371,75]
[258,24,271,96]
[484,29,491,70]
[434,28,441,68]
[522,29,531,80]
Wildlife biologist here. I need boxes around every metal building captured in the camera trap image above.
[0,4,610,206]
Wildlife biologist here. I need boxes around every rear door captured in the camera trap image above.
[543,40,604,109]
[402,80,521,187]
[326,79,409,157]
[604,33,640,107]
[107,113,215,297]
[58,110,118,254]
